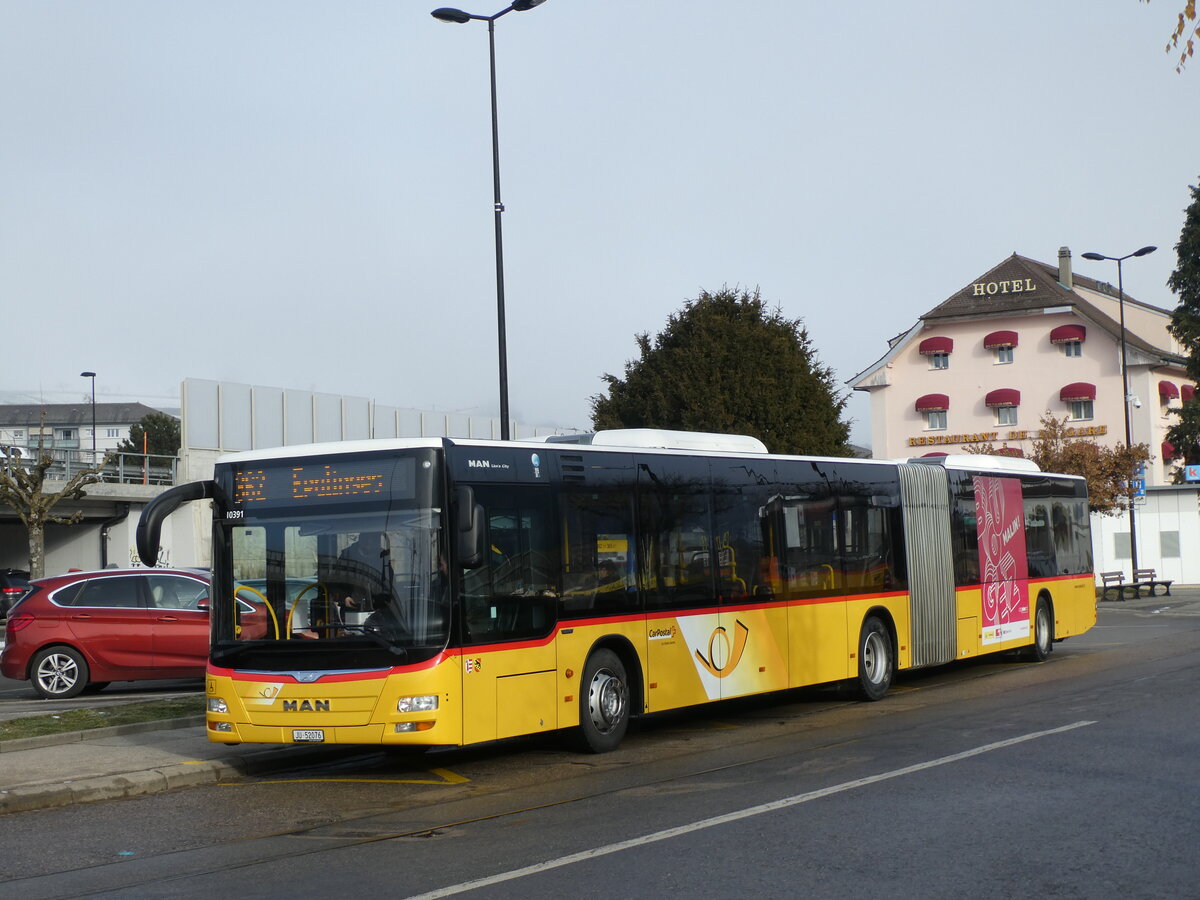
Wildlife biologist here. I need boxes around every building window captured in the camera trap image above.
[1161,531,1180,558]
[106,428,120,438]
[1062,340,1082,358]
[57,428,76,440]
[930,352,950,370]
[12,430,23,440]
[1069,400,1094,421]
[1114,532,1131,560]
[995,406,1018,426]
[994,346,1014,365]
[926,410,947,430]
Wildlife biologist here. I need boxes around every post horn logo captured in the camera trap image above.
[694,619,750,678]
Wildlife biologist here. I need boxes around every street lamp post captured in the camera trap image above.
[1081,246,1157,574]
[432,0,548,441]
[79,370,97,464]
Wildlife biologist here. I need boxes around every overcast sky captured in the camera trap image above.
[3,1,1196,445]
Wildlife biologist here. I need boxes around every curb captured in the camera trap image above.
[0,757,242,814]
[0,714,206,754]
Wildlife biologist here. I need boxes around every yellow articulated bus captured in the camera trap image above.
[135,429,1095,753]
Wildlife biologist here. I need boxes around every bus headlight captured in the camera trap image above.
[208,697,229,714]
[397,695,439,713]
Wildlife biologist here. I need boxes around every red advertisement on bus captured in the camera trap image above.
[975,476,1030,645]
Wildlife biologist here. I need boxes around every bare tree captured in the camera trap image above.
[0,416,113,578]
[1142,1,1198,72]
[1029,414,1151,516]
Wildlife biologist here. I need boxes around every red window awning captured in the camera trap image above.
[1060,382,1096,402]
[915,393,950,412]
[921,451,948,457]
[985,388,1021,408]
[1159,380,1180,400]
[918,336,953,355]
[993,447,1025,458]
[1049,324,1087,344]
[1162,441,1179,460]
[1183,384,1196,404]
[983,330,1018,349]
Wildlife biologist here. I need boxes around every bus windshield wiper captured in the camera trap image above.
[345,624,408,658]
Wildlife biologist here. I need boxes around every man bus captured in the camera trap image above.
[136,429,1094,753]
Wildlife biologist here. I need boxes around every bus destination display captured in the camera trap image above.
[231,458,414,506]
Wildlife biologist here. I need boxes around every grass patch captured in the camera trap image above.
[0,696,202,742]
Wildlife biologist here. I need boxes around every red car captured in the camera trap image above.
[2,568,221,699]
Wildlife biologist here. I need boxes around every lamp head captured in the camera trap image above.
[80,371,96,378]
[1133,245,1156,257]
[511,0,547,9]
[431,7,472,23]
[1081,252,1106,261]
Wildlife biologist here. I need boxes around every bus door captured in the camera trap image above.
[555,450,642,720]
[638,455,721,710]
[710,457,789,701]
[458,482,559,744]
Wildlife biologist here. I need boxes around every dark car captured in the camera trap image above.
[0,568,31,619]
[1,568,217,699]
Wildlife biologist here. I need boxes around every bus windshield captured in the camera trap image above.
[210,449,447,669]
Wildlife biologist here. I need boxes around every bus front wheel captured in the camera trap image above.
[855,616,893,701]
[576,649,630,753]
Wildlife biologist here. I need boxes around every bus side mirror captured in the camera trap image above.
[135,480,215,568]
[455,486,485,569]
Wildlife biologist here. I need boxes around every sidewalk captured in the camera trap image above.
[1098,582,1200,613]
[3,584,1199,816]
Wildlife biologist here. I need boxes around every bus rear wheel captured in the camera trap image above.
[576,649,630,753]
[1021,596,1053,662]
[855,616,893,701]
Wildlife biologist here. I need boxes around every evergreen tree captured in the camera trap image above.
[1166,179,1200,474]
[591,287,850,455]
[117,412,181,463]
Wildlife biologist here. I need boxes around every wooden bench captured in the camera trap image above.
[1099,571,1129,601]
[1130,568,1173,597]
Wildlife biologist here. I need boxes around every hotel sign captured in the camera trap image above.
[908,424,1107,448]
[972,279,1037,296]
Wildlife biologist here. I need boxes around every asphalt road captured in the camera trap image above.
[2,604,1198,899]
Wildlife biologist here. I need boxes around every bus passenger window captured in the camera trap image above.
[639,489,713,611]
[1024,503,1055,578]
[768,496,838,599]
[712,485,770,603]
[460,488,557,644]
[561,490,638,616]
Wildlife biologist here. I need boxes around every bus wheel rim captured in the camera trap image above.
[588,669,626,734]
[863,632,887,683]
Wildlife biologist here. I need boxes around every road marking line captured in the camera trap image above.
[406,720,1096,900]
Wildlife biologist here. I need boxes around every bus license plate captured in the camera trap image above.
[292,729,325,742]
